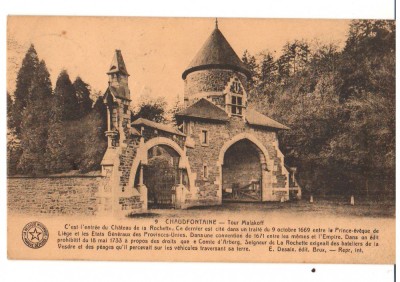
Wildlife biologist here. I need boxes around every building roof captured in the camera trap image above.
[246,109,290,130]
[107,49,129,76]
[104,85,131,101]
[132,118,186,136]
[182,27,251,79]
[176,98,229,122]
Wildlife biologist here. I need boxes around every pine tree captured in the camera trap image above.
[278,40,310,78]
[12,44,39,134]
[18,60,53,174]
[259,52,277,85]
[241,50,258,88]
[44,70,78,173]
[73,76,93,119]
[53,70,79,121]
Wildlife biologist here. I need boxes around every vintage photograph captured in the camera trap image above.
[7,16,395,263]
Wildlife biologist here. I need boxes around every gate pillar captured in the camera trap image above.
[261,163,273,201]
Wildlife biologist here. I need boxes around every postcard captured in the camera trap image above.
[7,16,395,263]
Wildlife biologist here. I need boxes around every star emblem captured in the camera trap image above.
[29,228,42,241]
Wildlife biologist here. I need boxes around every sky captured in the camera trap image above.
[7,17,350,107]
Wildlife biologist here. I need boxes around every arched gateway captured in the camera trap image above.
[217,133,273,202]
[128,137,195,209]
[98,22,299,217]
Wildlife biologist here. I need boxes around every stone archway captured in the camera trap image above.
[127,137,195,209]
[217,133,273,202]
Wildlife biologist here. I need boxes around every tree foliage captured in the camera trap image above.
[241,50,258,87]
[169,94,185,126]
[18,60,53,174]
[248,20,395,196]
[7,45,104,175]
[53,70,80,121]
[74,76,93,118]
[12,44,39,134]
[132,95,167,123]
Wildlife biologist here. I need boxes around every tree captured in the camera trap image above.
[66,110,108,172]
[53,70,79,121]
[12,44,39,134]
[93,96,108,141]
[169,94,184,125]
[44,70,79,173]
[132,95,167,123]
[18,60,53,174]
[45,121,75,173]
[241,50,258,88]
[7,91,20,175]
[310,42,339,75]
[248,20,395,197]
[73,76,93,119]
[259,52,277,85]
[7,128,21,175]
[71,95,108,172]
[7,92,14,129]
[276,40,311,83]
[338,20,395,101]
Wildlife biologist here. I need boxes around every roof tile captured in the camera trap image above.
[246,109,290,130]
[182,28,250,79]
[176,98,229,121]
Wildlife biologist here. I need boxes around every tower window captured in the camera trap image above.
[203,165,208,178]
[231,95,243,115]
[230,79,243,94]
[201,130,209,146]
[233,81,240,93]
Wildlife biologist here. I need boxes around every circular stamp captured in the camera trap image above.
[22,221,49,249]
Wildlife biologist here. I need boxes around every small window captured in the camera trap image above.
[201,130,209,146]
[203,165,208,178]
[233,81,240,93]
[230,79,242,94]
[231,95,243,116]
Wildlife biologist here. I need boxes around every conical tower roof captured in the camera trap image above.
[182,26,251,79]
[107,49,129,76]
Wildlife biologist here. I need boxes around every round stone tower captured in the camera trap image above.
[182,21,251,109]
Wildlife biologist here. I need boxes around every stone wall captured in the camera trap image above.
[119,137,141,192]
[140,126,186,148]
[185,116,288,205]
[119,125,186,193]
[8,174,104,215]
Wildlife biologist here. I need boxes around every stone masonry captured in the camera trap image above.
[8,175,103,215]
[98,23,298,216]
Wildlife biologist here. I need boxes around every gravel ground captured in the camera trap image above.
[130,196,395,219]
